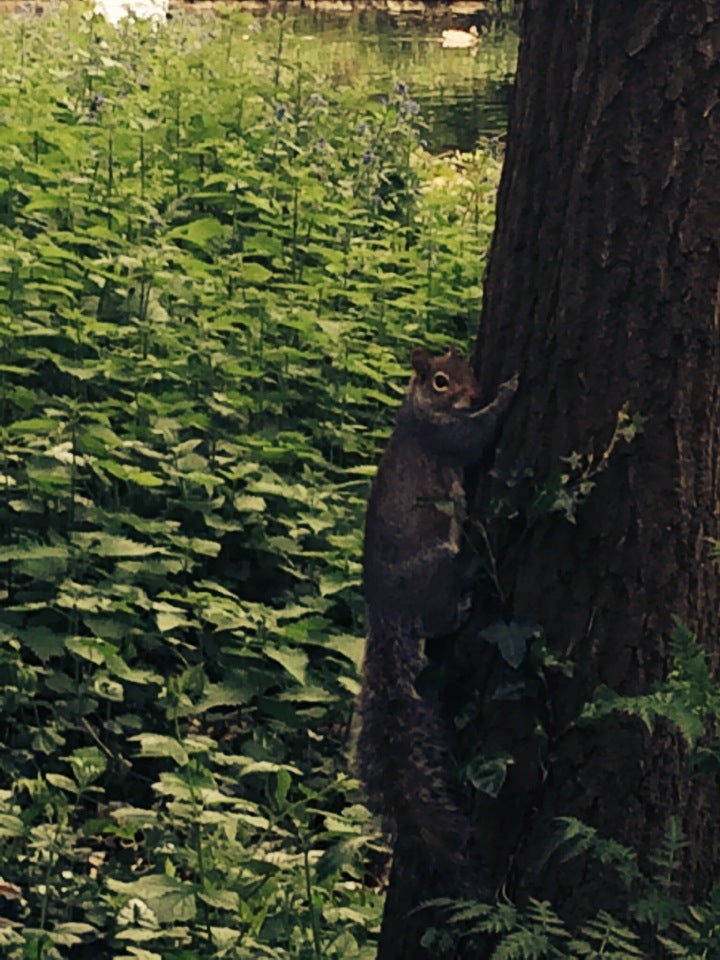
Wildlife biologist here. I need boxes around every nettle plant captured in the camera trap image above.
[0,5,499,958]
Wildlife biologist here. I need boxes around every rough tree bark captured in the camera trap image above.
[378,2,720,957]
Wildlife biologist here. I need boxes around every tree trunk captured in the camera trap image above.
[475,0,720,927]
[378,0,720,955]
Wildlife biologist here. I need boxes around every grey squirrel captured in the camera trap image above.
[357,346,519,864]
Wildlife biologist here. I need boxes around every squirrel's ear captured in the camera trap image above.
[411,348,431,377]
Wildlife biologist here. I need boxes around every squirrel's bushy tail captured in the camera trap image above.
[356,611,470,863]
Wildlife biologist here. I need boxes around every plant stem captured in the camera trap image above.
[303,843,322,960]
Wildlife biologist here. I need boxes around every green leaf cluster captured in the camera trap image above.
[426,619,720,959]
[422,897,643,958]
[580,618,720,748]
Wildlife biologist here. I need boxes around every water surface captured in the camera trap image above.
[258,9,517,151]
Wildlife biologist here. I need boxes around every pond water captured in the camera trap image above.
[233,8,517,153]
[253,9,517,152]
[2,1,515,151]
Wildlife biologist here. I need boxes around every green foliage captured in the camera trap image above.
[580,618,720,748]
[480,620,539,669]
[424,620,720,960]
[531,409,645,524]
[463,751,514,798]
[422,897,642,959]
[7,9,719,960]
[659,882,720,958]
[551,817,641,889]
[550,791,720,956]
[0,5,505,956]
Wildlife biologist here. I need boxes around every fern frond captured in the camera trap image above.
[526,899,570,940]
[552,817,640,887]
[650,815,688,888]
[571,910,644,957]
[490,929,555,960]
[581,620,720,748]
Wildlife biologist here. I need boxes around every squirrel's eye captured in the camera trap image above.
[432,372,450,392]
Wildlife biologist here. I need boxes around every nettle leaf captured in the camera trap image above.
[238,760,303,778]
[107,874,197,924]
[6,417,59,436]
[155,608,192,633]
[111,807,160,830]
[48,922,97,947]
[0,544,69,563]
[264,646,309,685]
[243,262,273,285]
[194,682,251,711]
[198,600,255,632]
[64,746,107,787]
[46,773,78,794]
[167,216,228,249]
[105,655,163,686]
[100,461,165,488]
[93,675,125,701]
[130,734,189,766]
[186,538,222,558]
[74,533,164,558]
[0,813,25,838]
[234,494,267,513]
[82,615,131,641]
[198,888,240,911]
[152,768,216,802]
[21,626,66,661]
[318,572,359,597]
[115,894,159,931]
[66,635,117,665]
[323,632,366,670]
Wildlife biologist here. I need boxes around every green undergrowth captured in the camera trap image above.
[421,622,720,958]
[0,5,500,957]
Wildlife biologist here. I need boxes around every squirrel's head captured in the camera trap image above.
[410,347,481,413]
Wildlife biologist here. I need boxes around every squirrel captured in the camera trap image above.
[357,346,519,866]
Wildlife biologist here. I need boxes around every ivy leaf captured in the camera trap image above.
[481,621,538,669]
[464,753,513,797]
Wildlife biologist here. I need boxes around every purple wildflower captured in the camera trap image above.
[401,99,420,116]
